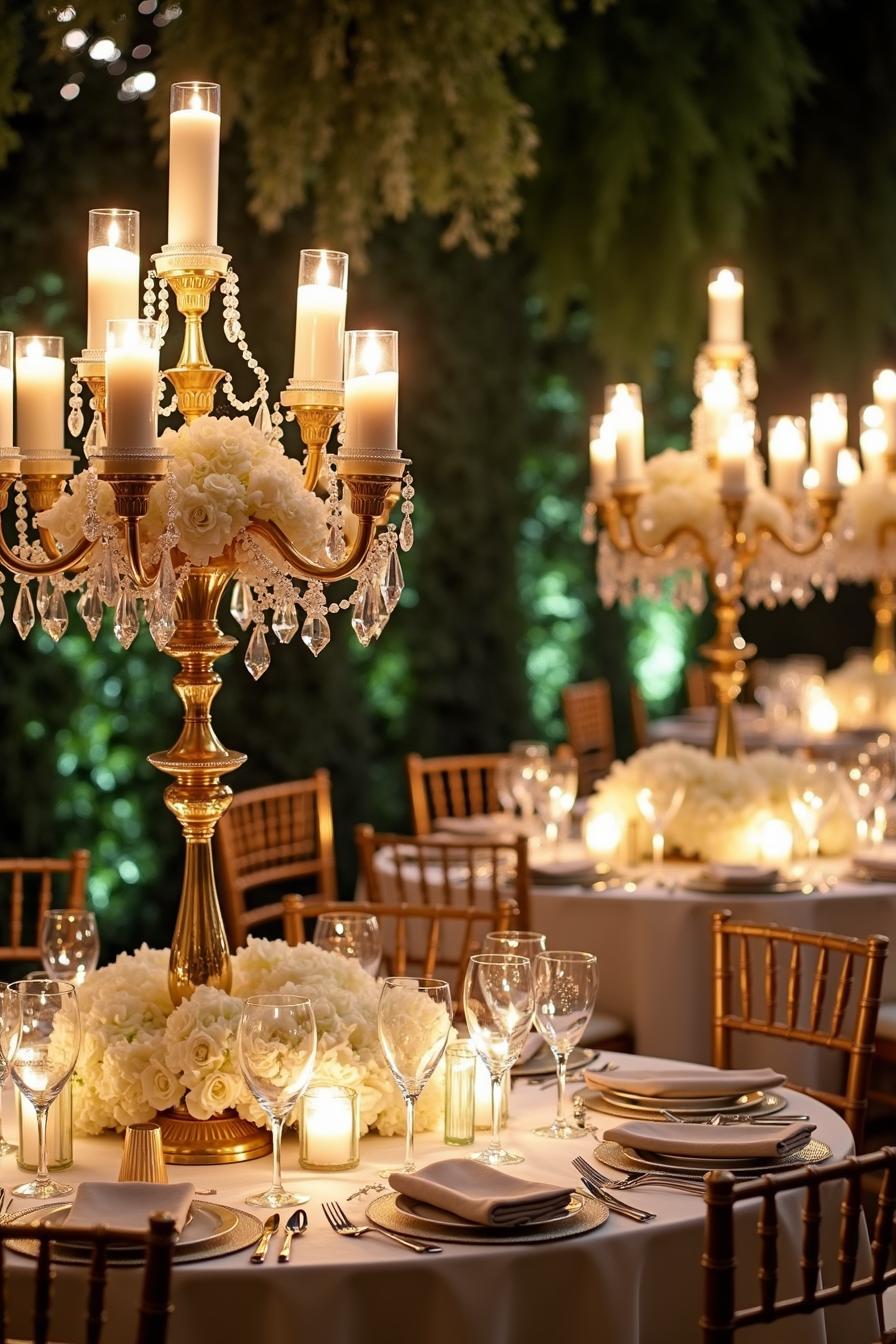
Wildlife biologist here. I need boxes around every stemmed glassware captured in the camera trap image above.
[377,977,452,1174]
[532,951,598,1139]
[0,983,17,1157]
[509,742,549,819]
[6,979,80,1198]
[40,910,100,984]
[463,953,534,1165]
[237,994,317,1208]
[635,782,685,866]
[485,930,547,962]
[841,752,882,845]
[313,912,382,976]
[788,759,841,863]
[531,756,579,851]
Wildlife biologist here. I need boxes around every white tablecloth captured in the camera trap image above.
[649,707,874,759]
[3,1055,877,1344]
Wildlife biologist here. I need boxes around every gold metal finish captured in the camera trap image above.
[157,1105,271,1165]
[291,403,343,493]
[83,373,106,422]
[119,1122,168,1183]
[158,267,227,423]
[872,575,896,673]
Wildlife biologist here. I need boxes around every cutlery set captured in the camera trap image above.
[250,1210,307,1264]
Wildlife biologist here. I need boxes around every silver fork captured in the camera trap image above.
[321,1200,442,1254]
[574,1155,705,1196]
[572,1164,654,1222]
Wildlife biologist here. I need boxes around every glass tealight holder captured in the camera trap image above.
[87,210,140,353]
[444,1043,476,1146]
[170,80,220,117]
[299,1085,359,1172]
[17,1082,73,1173]
[343,329,399,459]
[293,249,349,391]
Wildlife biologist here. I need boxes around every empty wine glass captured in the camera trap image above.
[463,953,534,1165]
[533,951,599,1139]
[40,910,100,984]
[841,752,882,845]
[865,736,896,842]
[509,742,549,818]
[485,930,547,961]
[6,978,80,1198]
[237,994,317,1208]
[788,759,841,863]
[313,912,382,976]
[635,782,685,865]
[494,758,520,818]
[378,977,452,1174]
[0,983,17,1157]
[531,756,579,850]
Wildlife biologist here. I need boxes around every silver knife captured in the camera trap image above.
[250,1213,280,1263]
[278,1208,307,1262]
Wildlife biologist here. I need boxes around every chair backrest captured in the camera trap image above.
[0,1211,176,1344]
[274,894,519,1002]
[686,662,714,710]
[0,850,89,962]
[354,823,531,927]
[701,1147,896,1343]
[561,680,615,794]
[711,910,888,1147]
[215,772,337,947]
[405,753,506,835]
[629,686,648,751]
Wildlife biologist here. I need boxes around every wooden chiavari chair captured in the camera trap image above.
[271,894,519,1004]
[215,772,337,948]
[354,823,531,926]
[0,850,89,962]
[561,679,616,794]
[686,662,714,710]
[0,1210,176,1344]
[405,752,506,835]
[711,911,888,1147]
[701,1148,896,1343]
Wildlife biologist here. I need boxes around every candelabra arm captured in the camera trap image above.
[751,494,840,558]
[0,495,95,577]
[607,491,713,567]
[877,520,896,549]
[247,516,375,581]
[123,517,161,589]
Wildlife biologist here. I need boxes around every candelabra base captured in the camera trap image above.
[158,1106,272,1166]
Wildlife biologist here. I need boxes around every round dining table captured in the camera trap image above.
[2,1053,878,1344]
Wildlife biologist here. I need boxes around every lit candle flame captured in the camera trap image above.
[25,339,44,359]
[315,255,331,287]
[863,404,885,429]
[189,89,202,111]
[107,218,120,248]
[361,334,382,376]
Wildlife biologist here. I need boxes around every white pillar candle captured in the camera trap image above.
[702,369,740,458]
[167,83,220,248]
[105,319,160,454]
[293,250,348,384]
[873,368,896,455]
[809,393,847,494]
[606,383,644,484]
[583,806,624,862]
[588,413,616,499]
[15,337,64,460]
[707,267,744,344]
[768,415,807,500]
[718,412,753,497]
[87,210,139,351]
[343,330,399,456]
[759,818,794,866]
[837,448,862,487]
[860,404,888,479]
[0,332,12,448]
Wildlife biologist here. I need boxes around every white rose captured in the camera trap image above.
[140,1061,185,1114]
[187,1071,242,1121]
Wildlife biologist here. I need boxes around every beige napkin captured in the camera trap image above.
[517,1033,545,1066]
[390,1159,574,1227]
[68,1181,195,1235]
[584,1065,785,1099]
[605,1120,815,1160]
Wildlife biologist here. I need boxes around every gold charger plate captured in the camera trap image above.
[4,1201,262,1266]
[593,1138,832,1180]
[574,1086,786,1121]
[366,1192,608,1245]
[682,875,805,896]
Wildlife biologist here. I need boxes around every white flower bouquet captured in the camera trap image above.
[71,939,451,1138]
[834,476,896,584]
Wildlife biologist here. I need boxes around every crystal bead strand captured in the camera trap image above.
[67,372,84,438]
[220,269,272,434]
[324,453,346,562]
[11,480,34,638]
[300,580,331,656]
[399,468,415,551]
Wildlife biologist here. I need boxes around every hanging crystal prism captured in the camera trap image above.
[41,587,68,642]
[301,613,331,657]
[35,575,51,617]
[325,522,345,563]
[229,579,252,630]
[84,411,106,456]
[12,583,34,640]
[381,548,404,613]
[98,544,120,606]
[156,548,177,614]
[253,399,273,438]
[272,603,298,644]
[78,586,103,640]
[67,405,84,437]
[352,581,387,646]
[113,589,139,649]
[244,624,271,679]
[399,516,414,552]
[149,606,176,650]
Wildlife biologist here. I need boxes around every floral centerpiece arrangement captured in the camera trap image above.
[590,742,854,863]
[71,938,450,1138]
[834,476,896,585]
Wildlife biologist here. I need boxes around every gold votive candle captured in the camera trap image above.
[299,1085,359,1171]
[17,1082,73,1172]
[444,1043,476,1146]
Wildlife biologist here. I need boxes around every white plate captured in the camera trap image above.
[394,1193,583,1232]
[683,875,805,895]
[592,1083,768,1109]
[33,1200,238,1256]
[624,1140,830,1175]
[577,1088,787,1122]
[514,1045,595,1079]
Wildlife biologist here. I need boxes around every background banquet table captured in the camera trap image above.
[3,1054,876,1344]
[647,706,876,758]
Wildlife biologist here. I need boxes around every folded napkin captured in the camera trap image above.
[68,1181,194,1235]
[583,1065,786,1099]
[604,1120,815,1160]
[517,1033,545,1066]
[390,1159,574,1227]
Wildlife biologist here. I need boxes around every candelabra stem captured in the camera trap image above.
[873,574,896,675]
[700,544,756,760]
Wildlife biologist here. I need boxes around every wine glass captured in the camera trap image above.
[237,994,317,1208]
[865,736,896,842]
[841,752,882,845]
[312,912,382,976]
[0,984,17,1157]
[494,758,520,819]
[635,782,685,865]
[788,759,841,865]
[509,742,549,819]
[378,977,452,1174]
[463,953,534,1165]
[40,910,100,984]
[532,951,599,1138]
[531,755,579,851]
[484,930,547,962]
[6,979,80,1198]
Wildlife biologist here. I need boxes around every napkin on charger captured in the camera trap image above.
[583,1065,786,1099]
[604,1119,815,1160]
[390,1159,574,1227]
[68,1181,195,1235]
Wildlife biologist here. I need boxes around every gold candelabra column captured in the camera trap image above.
[872,574,896,674]
[154,247,230,423]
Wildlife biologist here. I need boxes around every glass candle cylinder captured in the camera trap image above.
[343,330,398,457]
[605,383,644,484]
[443,1043,476,1146]
[718,411,754,497]
[105,319,160,456]
[702,369,740,460]
[588,413,616,499]
[168,82,220,248]
[860,405,888,480]
[299,1085,359,1171]
[15,336,64,461]
[87,209,140,351]
[707,266,744,344]
[0,331,11,448]
[17,1082,73,1172]
[768,416,807,500]
[873,368,896,454]
[809,393,847,494]
[293,249,348,386]
[583,804,624,864]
